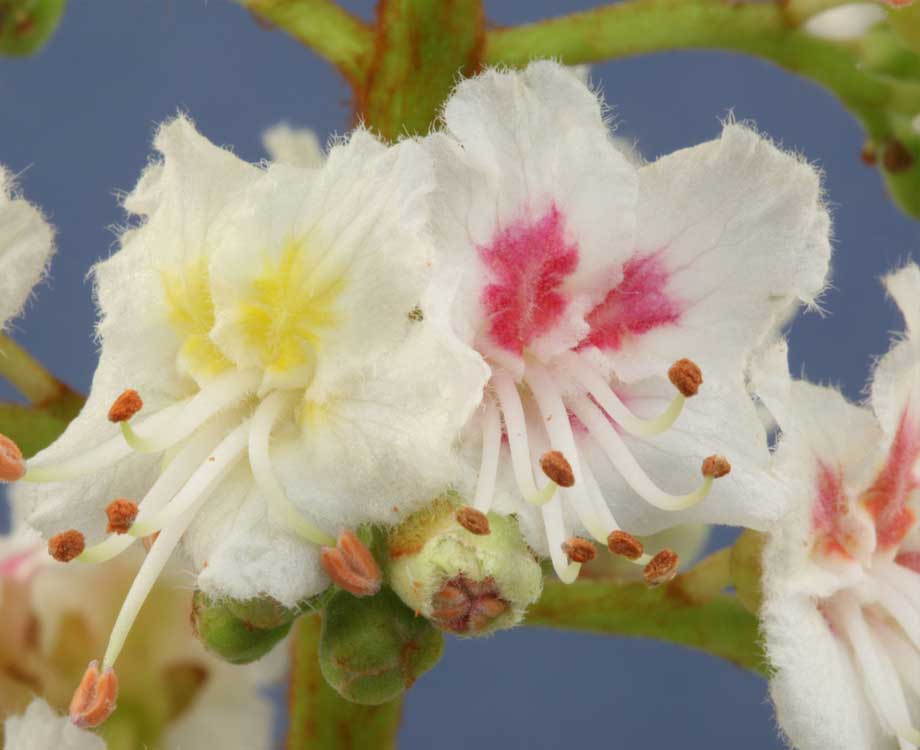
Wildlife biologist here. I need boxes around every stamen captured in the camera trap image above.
[77,422,226,564]
[526,363,606,540]
[456,506,491,535]
[643,549,679,586]
[103,421,250,669]
[559,352,691,437]
[562,537,596,564]
[48,530,86,562]
[320,529,381,597]
[119,369,259,454]
[108,390,143,423]
[141,532,159,552]
[568,393,722,512]
[0,433,25,482]
[608,530,644,560]
[472,398,502,513]
[540,451,574,487]
[248,390,335,546]
[105,499,138,535]
[831,594,920,746]
[69,660,118,728]
[668,359,703,397]
[702,455,731,478]
[492,370,539,499]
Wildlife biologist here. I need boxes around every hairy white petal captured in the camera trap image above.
[4,699,106,750]
[263,123,325,168]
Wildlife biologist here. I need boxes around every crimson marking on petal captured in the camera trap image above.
[895,551,920,573]
[478,204,579,355]
[579,251,681,352]
[812,462,856,559]
[861,406,920,550]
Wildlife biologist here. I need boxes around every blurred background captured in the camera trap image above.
[2,1,917,748]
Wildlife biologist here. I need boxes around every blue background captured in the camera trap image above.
[2,2,917,748]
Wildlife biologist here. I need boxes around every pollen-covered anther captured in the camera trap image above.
[0,433,25,482]
[320,529,381,598]
[48,530,86,562]
[540,450,575,487]
[607,530,644,560]
[562,537,596,564]
[69,660,119,728]
[456,506,491,535]
[702,454,732,478]
[643,549,679,586]
[105,499,139,534]
[107,389,143,423]
[668,358,703,397]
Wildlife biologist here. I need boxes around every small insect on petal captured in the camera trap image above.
[321,529,381,597]
[69,660,119,728]
[0,433,25,482]
[456,506,491,535]
[644,549,680,586]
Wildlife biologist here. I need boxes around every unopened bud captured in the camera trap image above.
[387,497,542,637]
[319,587,443,705]
[69,660,118,728]
[0,0,66,57]
[191,591,292,664]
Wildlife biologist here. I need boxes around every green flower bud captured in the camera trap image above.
[0,0,66,57]
[386,497,543,637]
[225,595,296,630]
[319,587,443,705]
[191,591,292,664]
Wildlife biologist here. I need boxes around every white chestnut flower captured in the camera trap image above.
[755,264,920,750]
[4,116,487,723]
[0,165,54,329]
[423,61,831,583]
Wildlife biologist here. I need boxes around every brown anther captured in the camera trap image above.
[702,454,731,479]
[456,506,491,535]
[860,142,877,167]
[141,532,160,552]
[69,660,119,728]
[105,499,139,534]
[607,530,644,560]
[431,575,509,634]
[0,433,25,482]
[562,537,597,564]
[320,529,381,598]
[882,138,914,174]
[48,530,85,563]
[540,450,575,487]
[668,358,703,397]
[643,549,680,587]
[107,389,143,423]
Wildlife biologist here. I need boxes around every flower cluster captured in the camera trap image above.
[1,59,865,739]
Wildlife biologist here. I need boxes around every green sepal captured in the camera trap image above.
[191,591,292,664]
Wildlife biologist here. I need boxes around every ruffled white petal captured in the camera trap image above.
[803,3,885,40]
[262,123,325,168]
[0,166,54,329]
[3,699,106,750]
[609,123,830,383]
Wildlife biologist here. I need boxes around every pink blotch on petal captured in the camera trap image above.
[579,251,681,352]
[479,205,578,356]
[861,406,919,550]
[813,461,856,559]
[0,547,40,582]
[896,551,920,573]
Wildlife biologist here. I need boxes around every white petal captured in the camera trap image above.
[803,3,886,40]
[0,166,54,329]
[262,123,324,168]
[762,594,882,750]
[608,123,830,383]
[3,699,106,750]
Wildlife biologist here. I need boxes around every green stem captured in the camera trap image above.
[525,566,765,675]
[235,0,374,82]
[0,333,65,404]
[286,614,404,750]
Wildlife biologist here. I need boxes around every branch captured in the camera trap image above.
[237,0,374,82]
[0,333,67,405]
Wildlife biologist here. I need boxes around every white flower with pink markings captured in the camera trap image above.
[426,61,831,581]
[755,264,920,750]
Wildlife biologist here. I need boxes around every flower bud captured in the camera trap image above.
[225,595,296,630]
[191,591,292,664]
[386,498,543,637]
[319,587,443,705]
[0,0,66,57]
